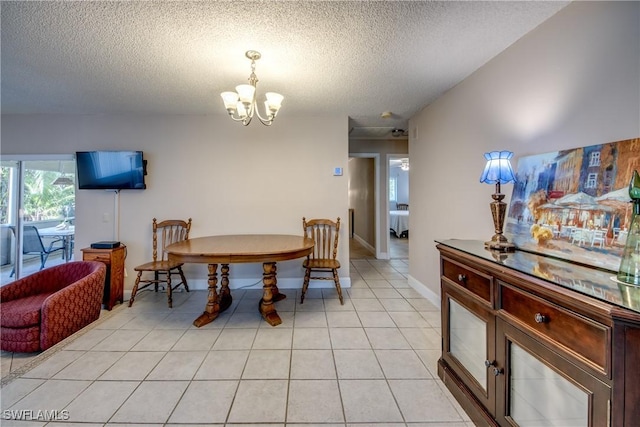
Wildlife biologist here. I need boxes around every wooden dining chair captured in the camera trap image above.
[396,203,409,210]
[129,218,192,308]
[301,217,343,305]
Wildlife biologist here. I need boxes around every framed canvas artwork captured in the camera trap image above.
[505,137,640,272]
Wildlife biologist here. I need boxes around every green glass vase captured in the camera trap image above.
[617,170,640,286]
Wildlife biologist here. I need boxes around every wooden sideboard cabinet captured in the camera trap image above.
[81,245,126,310]
[436,240,640,427]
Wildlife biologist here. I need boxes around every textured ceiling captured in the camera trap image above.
[1,1,568,136]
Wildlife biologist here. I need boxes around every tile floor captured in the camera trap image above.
[1,258,473,426]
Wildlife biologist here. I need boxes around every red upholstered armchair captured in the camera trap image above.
[1,261,106,353]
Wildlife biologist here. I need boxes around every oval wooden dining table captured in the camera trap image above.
[166,234,314,327]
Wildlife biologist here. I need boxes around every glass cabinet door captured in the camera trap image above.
[450,299,487,389]
[497,319,610,427]
[442,286,496,414]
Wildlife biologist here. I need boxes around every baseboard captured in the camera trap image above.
[353,234,375,254]
[407,274,440,309]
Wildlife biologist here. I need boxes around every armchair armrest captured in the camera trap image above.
[40,263,106,350]
[0,268,58,302]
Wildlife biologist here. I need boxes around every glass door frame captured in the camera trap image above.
[1,154,75,282]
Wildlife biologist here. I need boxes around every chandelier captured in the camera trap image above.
[220,50,284,126]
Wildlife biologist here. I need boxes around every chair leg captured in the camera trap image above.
[178,267,189,292]
[39,253,47,270]
[166,272,173,308]
[129,271,143,307]
[154,272,159,291]
[333,268,344,305]
[301,267,311,303]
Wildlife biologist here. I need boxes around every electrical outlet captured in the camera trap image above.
[102,212,110,223]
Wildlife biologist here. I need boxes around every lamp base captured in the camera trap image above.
[484,239,516,252]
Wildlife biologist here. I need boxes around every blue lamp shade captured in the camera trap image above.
[480,151,516,184]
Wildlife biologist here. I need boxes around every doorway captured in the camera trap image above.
[388,155,409,259]
[348,154,379,259]
[1,156,76,285]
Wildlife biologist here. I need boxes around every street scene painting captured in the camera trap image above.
[506,138,640,272]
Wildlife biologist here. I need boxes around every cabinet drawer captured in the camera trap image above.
[442,258,492,303]
[83,252,112,264]
[500,283,609,374]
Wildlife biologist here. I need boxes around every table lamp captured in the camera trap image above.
[616,170,640,286]
[480,150,516,251]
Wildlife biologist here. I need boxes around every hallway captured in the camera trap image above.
[349,235,408,260]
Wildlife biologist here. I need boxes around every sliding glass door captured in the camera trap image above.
[1,156,76,285]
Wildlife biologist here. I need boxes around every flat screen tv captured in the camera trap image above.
[76,151,147,190]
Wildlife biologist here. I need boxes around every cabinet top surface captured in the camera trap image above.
[436,239,640,314]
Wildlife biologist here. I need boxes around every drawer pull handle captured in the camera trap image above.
[493,367,504,376]
[534,313,547,324]
[484,360,495,368]
[457,274,467,282]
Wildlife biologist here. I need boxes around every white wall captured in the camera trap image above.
[390,166,409,205]
[1,113,351,290]
[408,1,640,304]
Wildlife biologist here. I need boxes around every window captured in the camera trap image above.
[585,172,598,189]
[389,177,397,202]
[589,152,601,167]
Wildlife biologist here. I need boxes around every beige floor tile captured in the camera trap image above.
[293,311,328,328]
[295,298,325,312]
[339,379,403,422]
[324,298,354,312]
[389,379,463,422]
[212,328,257,350]
[252,328,293,349]
[0,378,45,410]
[242,349,290,379]
[365,328,411,349]
[375,349,432,379]
[64,380,138,422]
[91,329,148,351]
[146,351,207,380]
[329,328,371,349]
[379,298,415,311]
[347,288,376,299]
[172,328,220,351]
[98,351,165,380]
[400,327,441,350]
[290,349,336,379]
[351,299,385,312]
[6,379,91,412]
[292,328,331,349]
[227,379,288,423]
[62,328,114,351]
[357,311,396,328]
[388,311,430,328]
[21,350,84,379]
[168,380,238,424]
[287,380,344,423]
[333,349,383,379]
[53,351,124,380]
[326,311,361,328]
[130,329,186,351]
[372,288,403,299]
[194,350,249,379]
[110,380,188,423]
